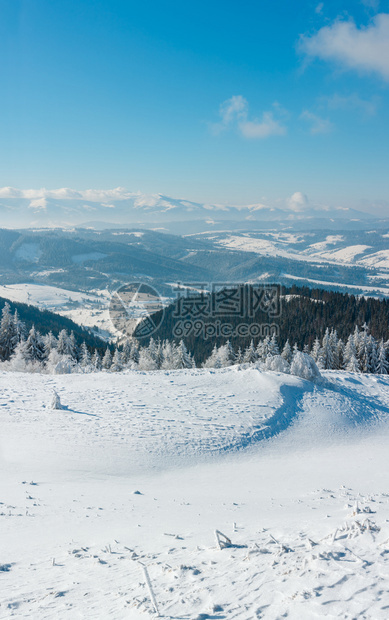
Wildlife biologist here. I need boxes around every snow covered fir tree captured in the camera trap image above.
[1,293,389,377]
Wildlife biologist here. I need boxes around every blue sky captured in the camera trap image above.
[1,0,389,213]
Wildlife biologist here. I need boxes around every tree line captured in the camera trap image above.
[1,295,388,375]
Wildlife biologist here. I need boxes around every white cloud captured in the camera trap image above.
[28,198,47,210]
[287,192,309,212]
[239,112,286,139]
[220,95,248,125]
[361,0,380,9]
[323,92,379,115]
[299,13,389,81]
[315,3,324,15]
[300,110,333,134]
[211,96,287,139]
[0,186,136,208]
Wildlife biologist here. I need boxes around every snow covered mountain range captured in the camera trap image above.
[0,187,382,233]
[0,224,389,336]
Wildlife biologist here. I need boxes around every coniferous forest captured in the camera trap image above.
[1,284,389,375]
[140,285,389,364]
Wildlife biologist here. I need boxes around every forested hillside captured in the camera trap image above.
[0,296,106,352]
[139,285,389,363]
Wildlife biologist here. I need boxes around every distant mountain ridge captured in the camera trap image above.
[0,187,382,233]
[0,225,388,301]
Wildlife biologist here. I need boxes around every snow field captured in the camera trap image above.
[1,367,389,618]
[0,284,112,337]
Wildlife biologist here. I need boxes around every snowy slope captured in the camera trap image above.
[1,367,389,618]
[0,284,113,337]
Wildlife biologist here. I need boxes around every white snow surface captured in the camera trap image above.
[14,243,42,263]
[1,367,389,619]
[0,284,113,337]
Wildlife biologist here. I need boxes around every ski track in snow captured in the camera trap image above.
[1,367,389,618]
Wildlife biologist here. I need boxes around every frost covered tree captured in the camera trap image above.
[203,344,220,368]
[91,349,102,371]
[368,335,378,374]
[358,326,372,373]
[79,342,92,370]
[161,340,176,369]
[376,339,388,375]
[264,354,290,374]
[128,339,140,365]
[235,347,243,364]
[25,326,44,363]
[138,346,158,370]
[121,339,132,365]
[343,334,359,372]
[290,351,321,382]
[311,338,322,364]
[329,329,340,369]
[154,340,164,370]
[8,340,29,372]
[267,333,279,357]
[346,352,360,373]
[174,340,194,369]
[321,328,334,370]
[43,331,58,360]
[336,338,345,370]
[69,331,79,361]
[46,349,75,374]
[0,303,18,361]
[213,343,234,367]
[111,348,123,372]
[256,336,270,362]
[243,340,257,364]
[146,338,159,366]
[13,309,26,344]
[57,330,74,358]
[221,340,236,366]
[102,347,112,370]
[281,339,292,364]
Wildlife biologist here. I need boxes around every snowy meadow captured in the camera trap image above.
[1,364,389,619]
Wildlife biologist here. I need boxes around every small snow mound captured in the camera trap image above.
[50,390,65,410]
[290,352,322,382]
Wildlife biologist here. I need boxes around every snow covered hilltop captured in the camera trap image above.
[1,366,389,618]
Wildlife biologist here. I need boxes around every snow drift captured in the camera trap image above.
[1,367,389,619]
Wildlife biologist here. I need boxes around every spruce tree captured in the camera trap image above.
[79,342,91,369]
[268,333,280,357]
[174,340,194,369]
[43,331,58,360]
[376,339,389,375]
[25,326,44,362]
[243,340,257,364]
[0,303,17,361]
[111,348,123,372]
[91,349,102,371]
[102,348,112,370]
[281,339,292,364]
[321,328,334,370]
